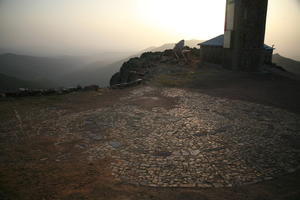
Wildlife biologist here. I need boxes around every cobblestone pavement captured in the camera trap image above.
[54,86,300,188]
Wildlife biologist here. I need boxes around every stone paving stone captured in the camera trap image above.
[109,141,122,148]
[51,86,300,188]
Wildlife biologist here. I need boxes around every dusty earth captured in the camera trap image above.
[0,63,300,200]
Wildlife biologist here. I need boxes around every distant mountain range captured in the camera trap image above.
[1,40,299,91]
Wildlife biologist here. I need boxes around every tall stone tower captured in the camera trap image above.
[223,0,269,71]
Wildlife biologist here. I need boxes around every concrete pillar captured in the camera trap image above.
[224,0,269,71]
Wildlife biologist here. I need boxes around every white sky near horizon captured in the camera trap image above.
[0,0,300,60]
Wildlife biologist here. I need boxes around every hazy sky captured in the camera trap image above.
[0,0,300,60]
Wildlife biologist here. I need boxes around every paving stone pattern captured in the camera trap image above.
[57,87,300,188]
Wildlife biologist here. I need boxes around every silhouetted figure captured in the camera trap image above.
[173,40,190,63]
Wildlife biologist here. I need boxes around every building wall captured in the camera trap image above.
[200,46,223,65]
[200,45,273,66]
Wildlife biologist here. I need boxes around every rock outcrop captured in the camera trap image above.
[109,52,160,86]
[109,48,200,87]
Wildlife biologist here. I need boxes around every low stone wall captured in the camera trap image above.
[0,85,100,99]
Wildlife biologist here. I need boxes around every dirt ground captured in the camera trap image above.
[1,65,300,200]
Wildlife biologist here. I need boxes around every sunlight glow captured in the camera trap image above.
[137,0,226,39]
[1,0,300,59]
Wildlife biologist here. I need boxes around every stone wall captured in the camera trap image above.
[0,85,100,99]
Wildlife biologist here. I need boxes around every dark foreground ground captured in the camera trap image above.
[0,63,300,200]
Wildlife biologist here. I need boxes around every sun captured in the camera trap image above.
[137,0,226,40]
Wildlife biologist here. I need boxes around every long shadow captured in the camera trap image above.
[188,72,300,114]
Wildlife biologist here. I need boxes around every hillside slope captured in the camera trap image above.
[0,73,50,92]
[273,54,300,75]
[0,53,84,85]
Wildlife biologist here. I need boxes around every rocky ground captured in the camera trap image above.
[1,58,300,199]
